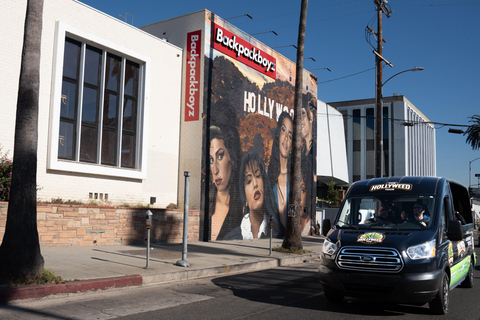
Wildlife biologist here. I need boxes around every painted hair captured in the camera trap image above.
[267,111,293,188]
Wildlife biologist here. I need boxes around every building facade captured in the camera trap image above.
[1,0,183,207]
[1,1,349,243]
[142,10,320,240]
[329,95,436,183]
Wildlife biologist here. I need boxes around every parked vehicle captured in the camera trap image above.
[318,176,477,315]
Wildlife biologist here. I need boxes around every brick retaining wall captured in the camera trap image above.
[0,202,199,246]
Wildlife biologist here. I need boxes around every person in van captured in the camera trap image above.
[413,203,428,227]
[455,211,466,224]
[364,206,395,224]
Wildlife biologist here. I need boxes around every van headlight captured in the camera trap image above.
[407,239,436,260]
[322,238,338,259]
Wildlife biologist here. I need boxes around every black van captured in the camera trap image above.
[318,176,477,315]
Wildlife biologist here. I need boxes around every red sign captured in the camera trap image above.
[211,24,276,79]
[185,30,201,122]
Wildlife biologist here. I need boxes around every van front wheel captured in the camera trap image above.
[429,271,449,315]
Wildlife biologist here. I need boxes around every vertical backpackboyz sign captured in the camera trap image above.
[185,30,201,122]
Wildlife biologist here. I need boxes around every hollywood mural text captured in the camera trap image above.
[244,91,294,121]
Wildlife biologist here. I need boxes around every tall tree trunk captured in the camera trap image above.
[0,0,44,279]
[282,0,308,250]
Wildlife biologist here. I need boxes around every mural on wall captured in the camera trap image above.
[201,17,317,241]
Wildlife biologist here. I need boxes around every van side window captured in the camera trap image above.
[441,197,448,240]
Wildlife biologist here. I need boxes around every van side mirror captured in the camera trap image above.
[447,219,463,241]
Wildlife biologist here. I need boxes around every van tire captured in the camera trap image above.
[323,287,343,304]
[461,259,474,288]
[429,271,449,315]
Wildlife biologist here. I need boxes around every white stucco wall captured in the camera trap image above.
[1,0,183,207]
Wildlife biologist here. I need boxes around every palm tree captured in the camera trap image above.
[464,115,480,150]
[0,0,45,280]
[282,0,308,250]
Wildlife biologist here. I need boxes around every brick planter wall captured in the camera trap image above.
[0,202,199,246]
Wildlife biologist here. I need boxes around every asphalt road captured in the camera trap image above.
[1,251,480,320]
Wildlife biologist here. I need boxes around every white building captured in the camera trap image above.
[329,95,436,183]
[1,0,183,207]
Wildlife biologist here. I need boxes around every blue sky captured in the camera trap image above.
[81,0,480,188]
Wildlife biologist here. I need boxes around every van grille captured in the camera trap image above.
[336,247,403,273]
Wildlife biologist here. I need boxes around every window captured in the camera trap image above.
[58,37,141,169]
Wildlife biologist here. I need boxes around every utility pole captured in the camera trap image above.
[373,0,392,178]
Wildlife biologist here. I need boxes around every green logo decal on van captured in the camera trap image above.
[450,256,471,285]
[357,232,385,244]
[369,183,412,191]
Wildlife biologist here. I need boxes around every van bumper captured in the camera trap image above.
[318,264,443,304]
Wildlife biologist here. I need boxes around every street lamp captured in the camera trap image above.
[375,67,424,178]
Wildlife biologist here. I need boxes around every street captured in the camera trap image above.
[1,252,479,320]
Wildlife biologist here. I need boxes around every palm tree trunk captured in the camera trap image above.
[0,0,45,279]
[282,0,308,250]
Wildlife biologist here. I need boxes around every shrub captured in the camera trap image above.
[0,146,12,201]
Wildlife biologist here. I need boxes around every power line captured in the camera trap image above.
[317,111,474,130]
[318,67,375,84]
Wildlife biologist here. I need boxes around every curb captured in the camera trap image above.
[142,253,321,285]
[0,275,142,304]
[0,253,321,304]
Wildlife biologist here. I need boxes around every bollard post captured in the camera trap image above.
[145,210,153,268]
[176,171,190,267]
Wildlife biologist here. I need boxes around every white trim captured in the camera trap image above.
[48,21,150,180]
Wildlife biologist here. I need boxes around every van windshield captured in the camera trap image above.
[336,195,436,230]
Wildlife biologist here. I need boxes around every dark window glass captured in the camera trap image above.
[105,54,121,92]
[103,93,118,127]
[82,86,98,123]
[84,46,101,86]
[61,80,77,119]
[63,39,80,79]
[58,121,75,160]
[123,99,136,131]
[59,38,140,170]
[121,134,135,168]
[101,130,117,166]
[80,125,97,162]
[353,140,361,152]
[124,61,139,97]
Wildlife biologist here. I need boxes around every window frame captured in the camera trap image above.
[49,22,149,180]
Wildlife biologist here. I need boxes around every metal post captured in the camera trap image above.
[146,228,150,268]
[269,215,273,256]
[145,210,152,268]
[375,6,383,178]
[176,172,190,267]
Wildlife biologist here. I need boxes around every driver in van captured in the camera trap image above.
[364,206,395,224]
[413,204,428,227]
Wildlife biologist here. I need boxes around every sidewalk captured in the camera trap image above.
[0,236,325,303]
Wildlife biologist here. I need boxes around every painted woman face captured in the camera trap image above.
[210,138,232,193]
[301,108,312,139]
[279,117,293,159]
[244,161,264,212]
[300,178,307,211]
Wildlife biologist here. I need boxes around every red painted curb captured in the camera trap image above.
[0,275,143,303]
